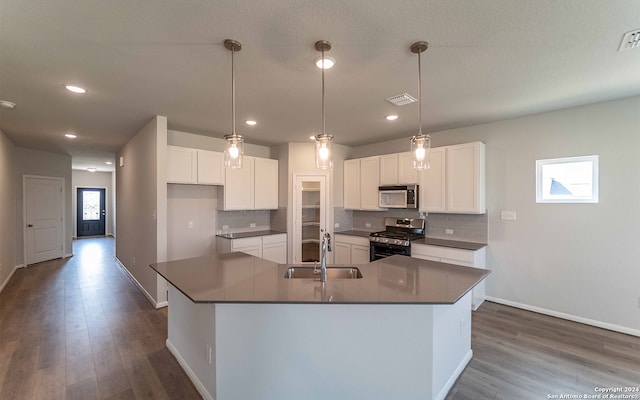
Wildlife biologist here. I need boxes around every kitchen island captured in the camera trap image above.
[151,253,489,400]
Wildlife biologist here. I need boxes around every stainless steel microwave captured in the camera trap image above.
[378,185,419,209]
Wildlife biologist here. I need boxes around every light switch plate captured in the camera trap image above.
[501,211,517,220]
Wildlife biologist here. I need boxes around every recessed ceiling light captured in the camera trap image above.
[314,56,335,69]
[87,168,97,172]
[105,161,113,165]
[245,120,257,126]
[386,115,399,121]
[65,85,87,94]
[64,133,77,138]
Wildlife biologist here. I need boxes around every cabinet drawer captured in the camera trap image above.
[411,244,474,264]
[262,233,286,245]
[231,237,262,250]
[334,234,370,247]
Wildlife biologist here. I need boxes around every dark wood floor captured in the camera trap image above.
[1,237,638,399]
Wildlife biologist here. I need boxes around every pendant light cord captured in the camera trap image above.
[321,47,325,136]
[417,50,422,136]
[231,47,236,136]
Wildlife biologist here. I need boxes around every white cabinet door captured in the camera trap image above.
[446,142,485,214]
[419,147,446,213]
[379,154,398,185]
[360,156,381,210]
[223,156,254,210]
[167,146,197,183]
[398,152,418,184]
[197,150,224,185]
[262,243,286,264]
[351,244,371,264]
[343,159,361,210]
[254,158,278,210]
[333,242,351,265]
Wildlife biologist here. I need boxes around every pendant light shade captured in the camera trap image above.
[410,41,431,170]
[224,39,244,169]
[315,40,334,170]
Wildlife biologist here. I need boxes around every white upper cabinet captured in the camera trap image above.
[419,142,485,214]
[197,150,224,185]
[167,146,224,185]
[344,157,384,211]
[379,152,418,185]
[446,142,485,214]
[419,147,446,213]
[221,156,278,210]
[254,158,278,210]
[167,146,198,183]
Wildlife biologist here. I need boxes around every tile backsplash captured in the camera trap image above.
[216,210,271,234]
[351,210,488,243]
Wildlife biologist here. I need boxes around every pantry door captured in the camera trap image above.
[24,176,64,265]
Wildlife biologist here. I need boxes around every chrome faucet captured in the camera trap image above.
[319,230,332,283]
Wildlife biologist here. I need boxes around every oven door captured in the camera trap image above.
[369,241,410,262]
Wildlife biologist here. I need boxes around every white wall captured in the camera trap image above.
[0,129,16,291]
[116,116,168,306]
[14,147,73,263]
[353,95,640,334]
[72,170,115,236]
[167,130,271,158]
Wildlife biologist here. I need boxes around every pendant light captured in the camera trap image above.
[410,41,431,170]
[314,40,334,170]
[224,39,244,169]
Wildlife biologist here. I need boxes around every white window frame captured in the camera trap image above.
[535,155,599,204]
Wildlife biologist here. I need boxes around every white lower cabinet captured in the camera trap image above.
[334,234,370,265]
[411,243,486,310]
[217,234,287,264]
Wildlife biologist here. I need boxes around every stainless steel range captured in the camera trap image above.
[369,217,425,261]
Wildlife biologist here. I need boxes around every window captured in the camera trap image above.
[536,155,599,203]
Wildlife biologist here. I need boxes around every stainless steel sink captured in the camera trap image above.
[284,266,363,280]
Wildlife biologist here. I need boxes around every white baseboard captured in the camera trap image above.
[436,349,473,400]
[485,296,640,338]
[166,339,215,400]
[156,301,168,309]
[114,257,162,309]
[64,253,73,258]
[0,265,21,294]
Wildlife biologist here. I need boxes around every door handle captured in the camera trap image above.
[27,224,33,227]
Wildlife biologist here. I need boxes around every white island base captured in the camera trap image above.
[166,285,473,400]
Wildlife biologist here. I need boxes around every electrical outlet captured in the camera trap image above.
[250,223,256,228]
[445,229,454,235]
[188,220,194,229]
[334,223,340,228]
[222,225,229,230]
[365,223,371,228]
[501,211,517,221]
[133,257,136,265]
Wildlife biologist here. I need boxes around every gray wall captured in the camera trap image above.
[353,95,640,334]
[0,129,16,289]
[116,116,168,306]
[14,147,73,264]
[72,170,115,237]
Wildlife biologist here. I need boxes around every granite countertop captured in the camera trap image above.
[334,230,375,238]
[412,237,487,251]
[150,253,489,305]
[216,230,286,239]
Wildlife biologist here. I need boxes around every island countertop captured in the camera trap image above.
[151,253,489,305]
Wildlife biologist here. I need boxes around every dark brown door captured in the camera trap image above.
[77,188,106,237]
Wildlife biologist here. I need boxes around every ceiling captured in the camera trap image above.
[1,1,639,172]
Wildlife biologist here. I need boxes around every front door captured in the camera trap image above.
[77,188,106,237]
[25,176,64,265]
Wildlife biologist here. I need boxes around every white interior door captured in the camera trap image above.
[25,176,64,265]
[293,175,328,264]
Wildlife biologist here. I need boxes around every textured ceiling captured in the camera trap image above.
[1,0,639,172]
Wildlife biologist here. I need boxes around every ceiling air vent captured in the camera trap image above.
[386,93,417,106]
[619,29,640,51]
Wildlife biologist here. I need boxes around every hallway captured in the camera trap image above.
[0,237,200,399]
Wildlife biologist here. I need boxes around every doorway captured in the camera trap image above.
[76,188,106,237]
[24,176,64,265]
[292,174,331,264]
